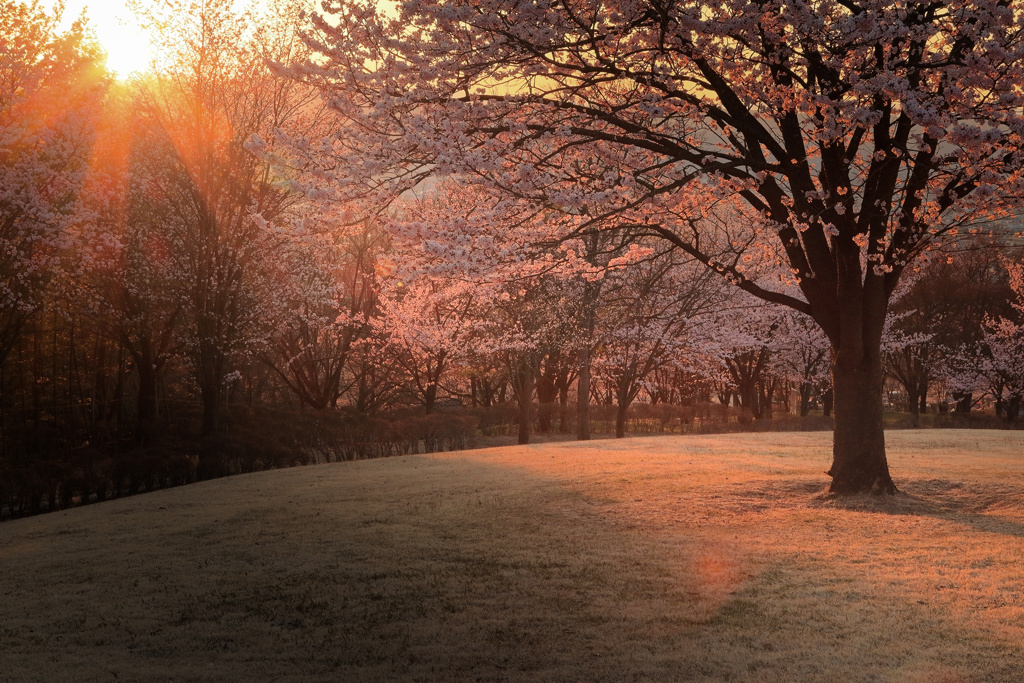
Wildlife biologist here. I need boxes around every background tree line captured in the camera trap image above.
[1,0,1022,516]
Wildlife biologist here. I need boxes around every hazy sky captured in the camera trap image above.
[54,0,311,77]
[56,0,153,77]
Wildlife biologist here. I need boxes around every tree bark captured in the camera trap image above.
[575,277,600,441]
[908,385,921,428]
[953,391,973,414]
[201,385,220,436]
[576,347,591,441]
[199,355,222,437]
[799,383,813,417]
[515,357,533,445]
[759,378,774,420]
[558,385,569,433]
[517,398,531,445]
[827,350,896,494]
[424,383,437,415]
[614,400,628,439]
[535,367,557,434]
[1006,394,1022,422]
[136,358,158,444]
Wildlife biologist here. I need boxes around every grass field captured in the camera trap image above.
[2,430,1023,682]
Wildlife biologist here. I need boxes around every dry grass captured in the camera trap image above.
[2,430,1023,682]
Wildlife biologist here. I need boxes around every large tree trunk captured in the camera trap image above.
[197,319,225,436]
[514,357,533,445]
[799,383,813,417]
[136,355,158,444]
[614,400,628,439]
[576,347,591,441]
[517,396,531,445]
[953,391,973,414]
[1006,394,1022,422]
[558,385,569,433]
[535,367,557,434]
[759,378,774,420]
[200,384,220,436]
[198,345,223,437]
[424,382,437,415]
[575,278,600,441]
[907,384,921,428]
[827,349,896,495]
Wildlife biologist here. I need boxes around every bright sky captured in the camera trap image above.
[55,0,324,79]
[57,0,154,78]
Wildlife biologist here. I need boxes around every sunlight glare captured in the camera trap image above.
[58,0,153,78]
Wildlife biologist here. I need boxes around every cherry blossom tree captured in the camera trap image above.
[909,241,1017,413]
[535,348,576,433]
[593,249,721,437]
[290,0,1024,493]
[382,178,598,441]
[261,218,381,411]
[489,277,582,444]
[773,307,831,417]
[134,0,322,434]
[70,91,185,442]
[882,266,961,422]
[376,278,478,415]
[0,1,103,366]
[643,365,716,408]
[706,299,785,419]
[946,259,1024,421]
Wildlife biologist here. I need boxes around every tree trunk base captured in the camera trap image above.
[826,467,897,495]
[828,351,896,496]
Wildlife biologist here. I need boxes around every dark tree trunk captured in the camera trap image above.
[822,387,833,417]
[614,400,628,439]
[424,383,437,415]
[908,384,921,428]
[514,358,533,445]
[717,387,732,407]
[199,352,222,437]
[558,385,569,433]
[727,349,767,419]
[201,386,220,436]
[827,350,896,495]
[1006,394,1021,422]
[136,359,158,444]
[517,397,531,445]
[799,383,813,417]
[576,347,591,441]
[197,333,225,436]
[574,252,601,441]
[739,377,758,417]
[953,391,973,414]
[759,378,774,420]
[535,369,556,434]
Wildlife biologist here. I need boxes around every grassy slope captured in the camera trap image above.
[2,430,1023,682]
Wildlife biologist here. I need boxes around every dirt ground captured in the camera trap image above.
[2,430,1023,682]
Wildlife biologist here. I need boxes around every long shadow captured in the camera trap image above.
[808,476,1024,539]
[3,451,1023,681]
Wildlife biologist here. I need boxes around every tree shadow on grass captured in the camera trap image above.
[808,477,1024,539]
[3,455,1024,682]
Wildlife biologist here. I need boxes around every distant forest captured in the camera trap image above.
[2,1,1023,514]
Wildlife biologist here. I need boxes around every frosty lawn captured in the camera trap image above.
[2,430,1023,682]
